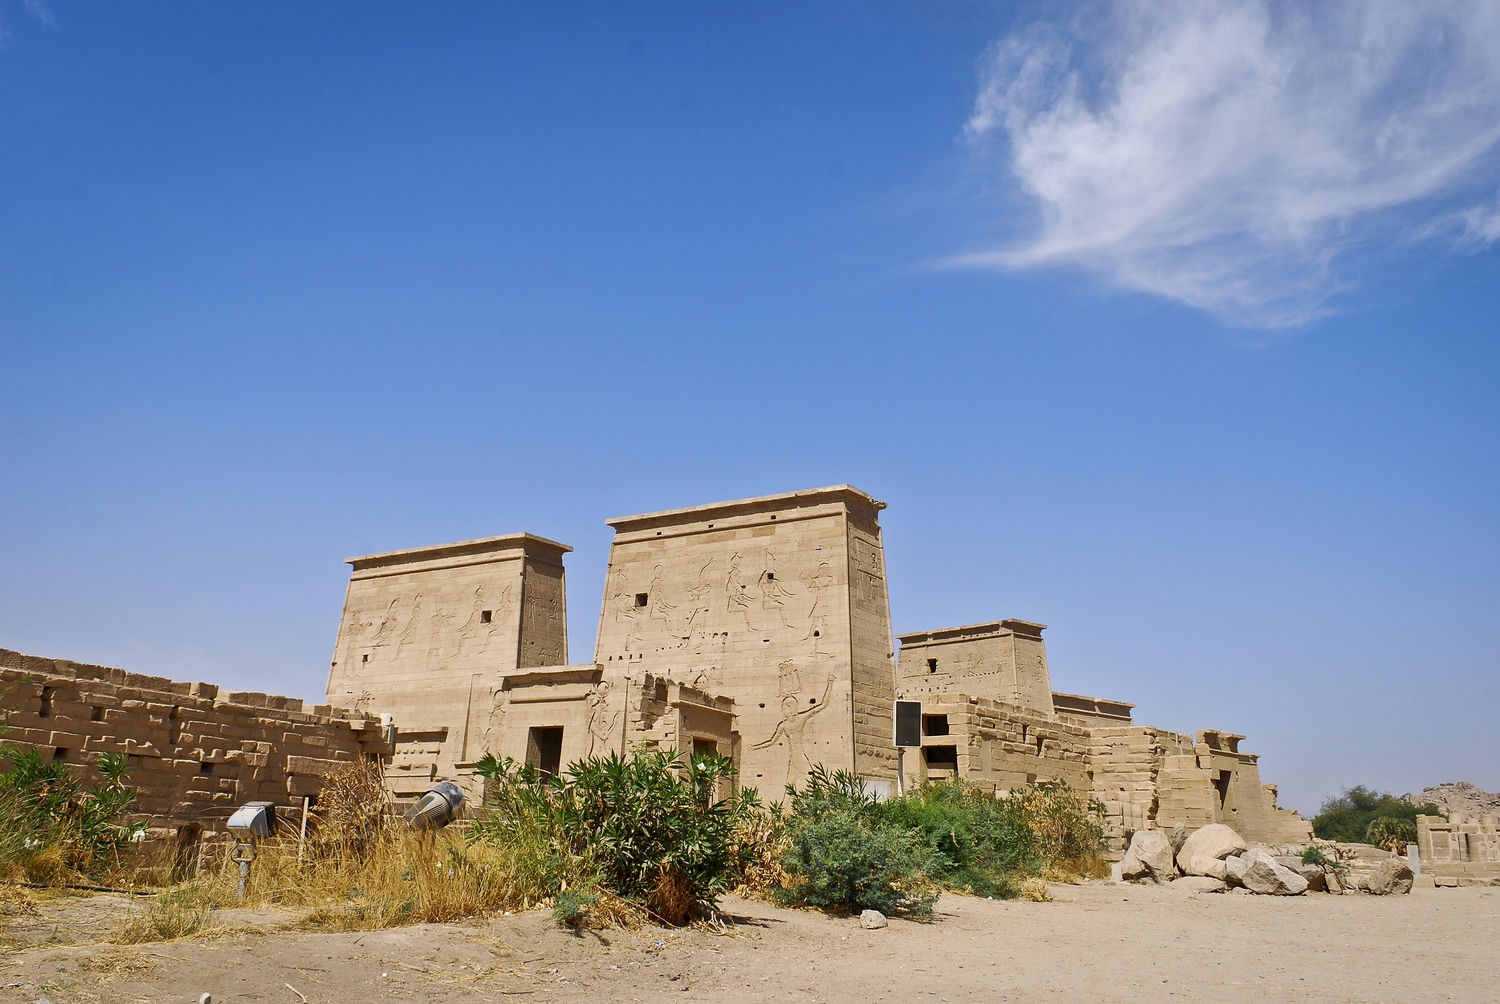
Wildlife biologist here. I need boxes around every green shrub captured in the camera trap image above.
[471,747,756,924]
[878,779,1034,898]
[1002,778,1108,878]
[780,805,939,918]
[1312,785,1440,845]
[1300,845,1331,867]
[0,745,146,881]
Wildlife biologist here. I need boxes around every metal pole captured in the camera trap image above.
[298,796,310,864]
[235,842,252,901]
[897,747,905,797]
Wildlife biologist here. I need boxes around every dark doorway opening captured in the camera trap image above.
[526,727,564,780]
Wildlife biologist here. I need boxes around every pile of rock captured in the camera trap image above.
[1113,823,1413,896]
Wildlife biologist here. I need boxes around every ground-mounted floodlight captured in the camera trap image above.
[226,800,278,900]
[403,781,464,831]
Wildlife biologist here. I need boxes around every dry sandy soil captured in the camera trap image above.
[3,881,1496,1003]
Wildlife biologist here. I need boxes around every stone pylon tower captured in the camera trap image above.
[593,486,898,793]
[326,533,570,775]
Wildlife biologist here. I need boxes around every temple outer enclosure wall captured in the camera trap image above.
[592,486,897,794]
[1416,812,1500,882]
[326,534,570,783]
[0,649,389,836]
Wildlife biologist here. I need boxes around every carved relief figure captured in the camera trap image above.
[370,597,401,645]
[752,677,833,787]
[394,591,424,659]
[454,584,494,657]
[647,564,677,627]
[480,691,506,756]
[801,561,834,641]
[757,550,796,627]
[726,553,757,628]
[585,680,620,756]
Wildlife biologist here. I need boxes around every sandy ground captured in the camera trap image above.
[2,882,1497,1003]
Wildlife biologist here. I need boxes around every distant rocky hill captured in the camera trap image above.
[1402,781,1500,818]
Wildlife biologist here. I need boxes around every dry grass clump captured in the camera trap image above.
[80,945,157,978]
[115,886,217,944]
[1020,877,1052,902]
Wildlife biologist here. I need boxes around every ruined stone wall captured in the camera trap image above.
[1087,726,1190,850]
[1416,812,1500,880]
[1090,725,1310,851]
[0,649,387,835]
[326,533,571,781]
[593,486,896,795]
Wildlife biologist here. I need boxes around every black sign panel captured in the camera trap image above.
[894,700,922,748]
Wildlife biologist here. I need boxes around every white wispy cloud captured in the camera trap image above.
[955,1,1500,328]
[22,0,55,29]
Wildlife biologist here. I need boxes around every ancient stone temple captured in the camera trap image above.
[0,483,1311,851]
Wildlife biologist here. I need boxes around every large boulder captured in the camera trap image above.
[1177,824,1247,877]
[1275,857,1327,893]
[1168,823,1188,857]
[1169,875,1227,894]
[1360,859,1414,896]
[1238,848,1309,895]
[1119,829,1180,884]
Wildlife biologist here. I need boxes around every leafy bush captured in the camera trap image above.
[1312,785,1440,845]
[777,767,939,918]
[0,745,146,881]
[471,747,757,924]
[1003,778,1108,879]
[772,771,1106,917]
[1300,845,1331,867]
[878,779,1035,898]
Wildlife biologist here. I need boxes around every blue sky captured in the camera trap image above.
[2,2,1496,814]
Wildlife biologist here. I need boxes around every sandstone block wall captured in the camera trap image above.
[0,649,388,835]
[593,486,896,795]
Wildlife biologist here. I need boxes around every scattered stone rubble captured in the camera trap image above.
[1113,822,1417,896]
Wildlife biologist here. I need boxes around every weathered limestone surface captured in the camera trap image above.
[0,649,388,834]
